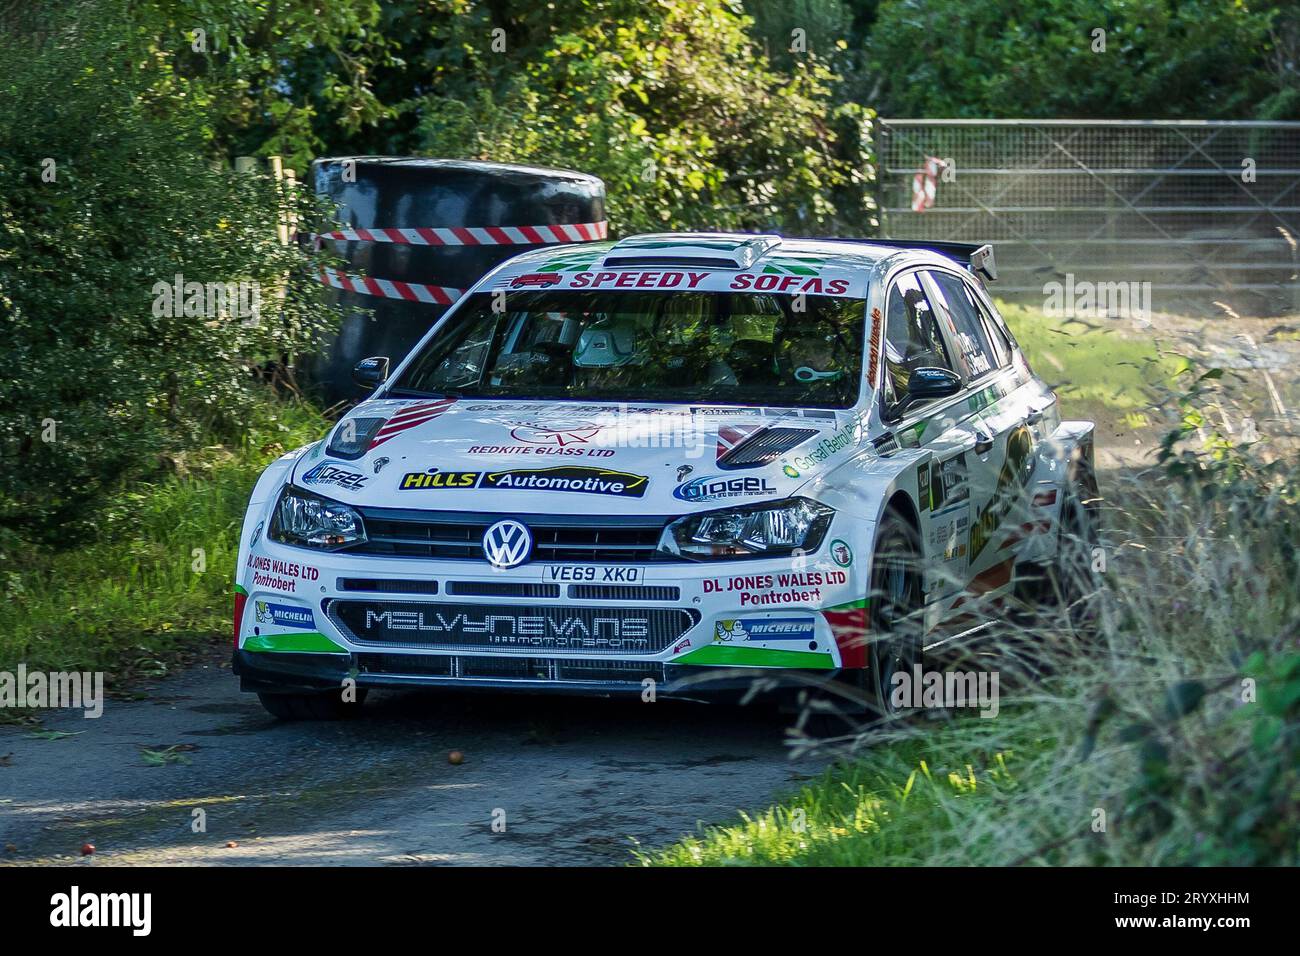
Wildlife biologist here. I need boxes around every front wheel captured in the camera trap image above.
[866,509,925,718]
[1046,473,1101,637]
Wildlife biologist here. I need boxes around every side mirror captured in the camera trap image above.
[352,356,389,391]
[883,367,963,423]
[906,366,962,400]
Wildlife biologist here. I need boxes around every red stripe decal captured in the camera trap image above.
[822,605,869,669]
[375,413,443,436]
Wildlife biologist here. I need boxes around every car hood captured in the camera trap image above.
[291,397,865,514]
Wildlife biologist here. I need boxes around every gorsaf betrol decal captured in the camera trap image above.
[790,420,858,473]
[399,466,648,498]
[673,474,776,503]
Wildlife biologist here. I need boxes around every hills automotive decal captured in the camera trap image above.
[399,466,649,498]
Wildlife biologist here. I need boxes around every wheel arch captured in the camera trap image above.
[884,489,921,534]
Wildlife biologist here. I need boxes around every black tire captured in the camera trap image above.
[866,509,925,718]
[258,689,368,721]
[1046,472,1101,637]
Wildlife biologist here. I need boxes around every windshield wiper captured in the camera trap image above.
[386,386,461,399]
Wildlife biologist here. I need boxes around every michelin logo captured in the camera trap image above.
[714,617,816,643]
[255,601,314,629]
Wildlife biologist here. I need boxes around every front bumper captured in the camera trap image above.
[232,649,847,701]
[236,525,866,694]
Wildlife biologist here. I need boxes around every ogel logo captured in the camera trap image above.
[673,474,775,503]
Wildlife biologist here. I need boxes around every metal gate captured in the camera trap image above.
[876,119,1300,315]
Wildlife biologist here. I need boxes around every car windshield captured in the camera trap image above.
[390,290,866,408]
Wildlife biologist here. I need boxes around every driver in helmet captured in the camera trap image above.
[571,316,643,385]
[776,318,850,385]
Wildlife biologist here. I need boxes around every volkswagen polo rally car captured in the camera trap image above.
[233,233,1098,719]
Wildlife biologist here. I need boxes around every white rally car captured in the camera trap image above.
[233,233,1097,719]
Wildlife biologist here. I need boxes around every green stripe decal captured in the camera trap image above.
[243,631,347,654]
[826,597,869,612]
[674,644,835,669]
[234,584,248,596]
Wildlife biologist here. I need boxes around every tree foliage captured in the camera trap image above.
[136,0,873,234]
[411,0,871,233]
[0,2,339,532]
[863,0,1296,119]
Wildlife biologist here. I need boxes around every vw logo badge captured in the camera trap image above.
[482,519,532,569]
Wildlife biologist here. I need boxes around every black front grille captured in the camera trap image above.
[569,584,681,602]
[355,652,665,685]
[446,581,560,599]
[329,599,696,655]
[349,508,673,564]
[356,653,453,676]
[459,656,554,679]
[338,578,439,594]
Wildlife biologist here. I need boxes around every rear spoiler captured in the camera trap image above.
[831,239,998,283]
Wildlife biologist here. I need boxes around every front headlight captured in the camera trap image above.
[269,485,367,551]
[659,497,834,560]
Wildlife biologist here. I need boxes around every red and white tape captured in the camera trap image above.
[911,157,944,213]
[316,220,608,247]
[319,266,463,305]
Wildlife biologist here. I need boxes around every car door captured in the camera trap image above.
[878,269,979,620]
[921,268,1034,600]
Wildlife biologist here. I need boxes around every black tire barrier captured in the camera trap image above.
[309,157,607,403]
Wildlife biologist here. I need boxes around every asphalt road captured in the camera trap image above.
[0,647,827,866]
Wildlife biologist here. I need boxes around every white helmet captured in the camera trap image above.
[573,319,639,367]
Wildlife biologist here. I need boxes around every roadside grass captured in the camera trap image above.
[642,715,1048,866]
[641,371,1300,867]
[998,301,1171,415]
[0,396,328,689]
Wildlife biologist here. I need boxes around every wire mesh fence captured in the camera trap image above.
[877,119,1300,315]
